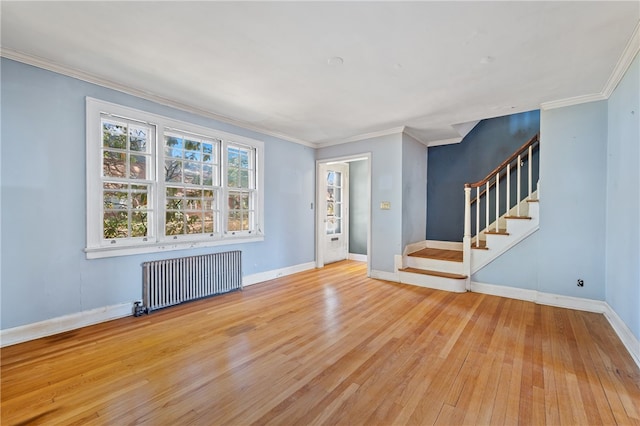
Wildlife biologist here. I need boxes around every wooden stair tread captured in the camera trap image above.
[399,267,467,280]
[527,198,539,202]
[504,215,532,220]
[484,230,509,235]
[407,247,463,262]
[472,244,489,250]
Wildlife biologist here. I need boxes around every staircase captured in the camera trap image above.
[396,134,540,293]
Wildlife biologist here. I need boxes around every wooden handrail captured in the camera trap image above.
[464,133,539,189]
[468,143,539,204]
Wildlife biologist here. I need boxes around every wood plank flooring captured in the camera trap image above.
[2,260,639,425]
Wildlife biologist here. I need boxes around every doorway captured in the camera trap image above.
[316,154,371,275]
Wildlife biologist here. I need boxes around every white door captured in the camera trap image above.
[322,163,349,264]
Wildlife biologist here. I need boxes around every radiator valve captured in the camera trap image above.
[133,301,147,317]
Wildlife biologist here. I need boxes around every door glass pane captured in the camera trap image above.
[326,169,342,235]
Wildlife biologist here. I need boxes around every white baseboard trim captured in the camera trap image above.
[0,302,133,348]
[348,253,368,262]
[370,269,399,282]
[471,281,639,369]
[602,305,640,369]
[243,261,316,287]
[470,281,537,302]
[536,291,607,313]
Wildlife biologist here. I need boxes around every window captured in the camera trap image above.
[86,98,263,259]
[226,144,256,233]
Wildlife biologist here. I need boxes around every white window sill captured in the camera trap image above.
[85,235,264,259]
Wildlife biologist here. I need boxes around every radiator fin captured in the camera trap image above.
[142,251,242,313]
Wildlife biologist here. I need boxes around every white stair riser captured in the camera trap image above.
[398,271,467,293]
[404,256,465,274]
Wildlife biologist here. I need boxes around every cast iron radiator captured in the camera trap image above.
[141,250,242,313]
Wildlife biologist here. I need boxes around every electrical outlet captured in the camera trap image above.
[577,279,584,287]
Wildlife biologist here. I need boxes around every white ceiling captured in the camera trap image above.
[2,2,639,146]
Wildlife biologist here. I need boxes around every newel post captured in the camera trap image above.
[463,185,472,291]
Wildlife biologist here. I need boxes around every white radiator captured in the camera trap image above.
[141,250,242,313]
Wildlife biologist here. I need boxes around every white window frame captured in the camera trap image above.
[86,97,264,259]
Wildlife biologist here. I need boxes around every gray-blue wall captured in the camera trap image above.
[1,58,316,329]
[317,134,403,273]
[427,111,540,242]
[538,101,607,301]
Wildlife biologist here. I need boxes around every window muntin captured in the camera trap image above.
[86,98,264,258]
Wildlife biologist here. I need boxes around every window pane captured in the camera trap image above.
[185,212,203,234]
[228,193,240,210]
[104,190,128,210]
[166,186,183,197]
[165,160,182,182]
[203,165,213,185]
[184,139,201,152]
[326,217,336,235]
[131,212,148,237]
[241,194,249,209]
[104,211,128,239]
[103,123,127,149]
[228,168,238,188]
[165,212,184,235]
[183,161,201,184]
[240,151,249,168]
[131,190,148,209]
[228,211,241,231]
[327,171,335,186]
[228,148,240,167]
[203,143,213,161]
[130,155,148,179]
[129,126,148,152]
[204,211,215,233]
[165,136,183,153]
[103,151,126,178]
[240,170,249,188]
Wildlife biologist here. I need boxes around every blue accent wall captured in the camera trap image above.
[427,111,540,242]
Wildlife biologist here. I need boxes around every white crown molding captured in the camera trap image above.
[402,127,430,146]
[315,126,407,148]
[541,20,640,111]
[0,48,316,148]
[602,20,640,98]
[540,93,608,111]
[452,120,480,139]
[427,136,464,147]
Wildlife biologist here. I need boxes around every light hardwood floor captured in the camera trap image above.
[2,260,639,425]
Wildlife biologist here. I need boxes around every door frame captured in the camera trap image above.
[315,153,372,277]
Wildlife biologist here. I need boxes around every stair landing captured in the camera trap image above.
[408,247,463,262]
